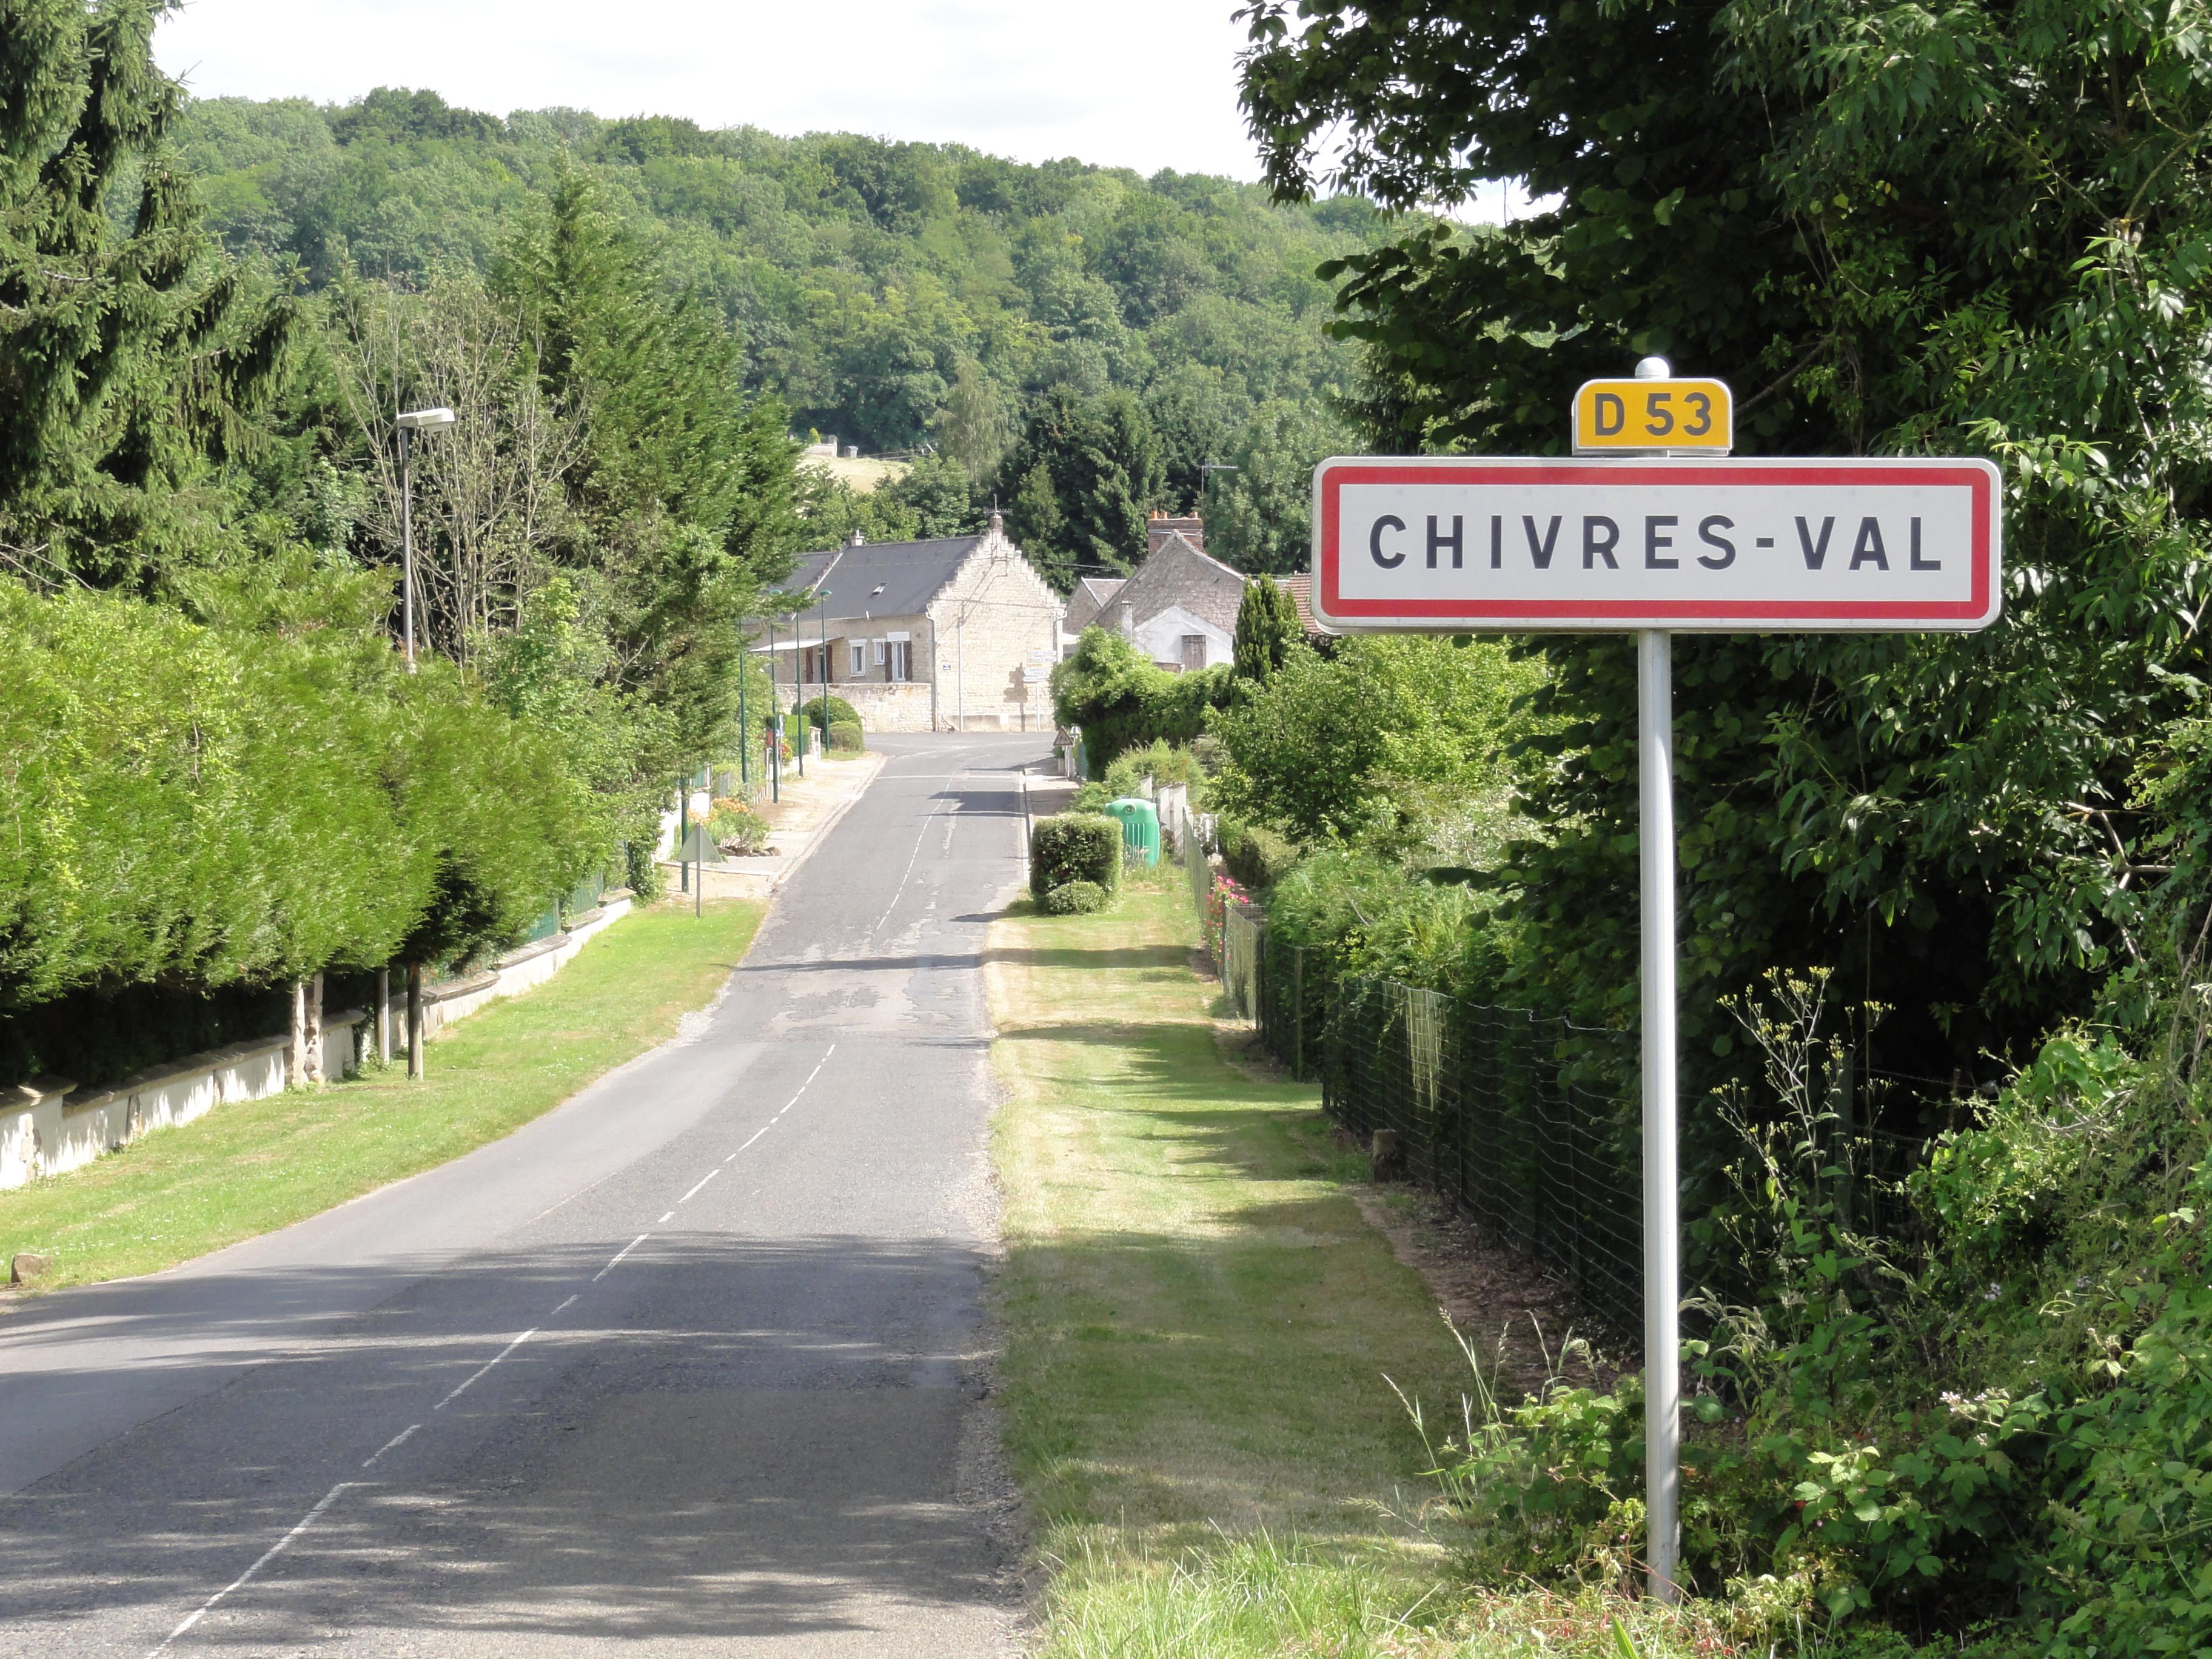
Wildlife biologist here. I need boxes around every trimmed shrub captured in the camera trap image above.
[1219,820,1301,890]
[827,719,865,753]
[1030,813,1123,898]
[1041,879,1109,916]
[808,694,860,732]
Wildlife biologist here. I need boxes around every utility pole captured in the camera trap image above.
[737,617,750,794]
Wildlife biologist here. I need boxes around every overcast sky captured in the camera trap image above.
[154,1,1278,181]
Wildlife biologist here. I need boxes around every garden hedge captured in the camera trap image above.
[1030,813,1122,899]
[1041,879,1109,915]
[1219,820,1301,891]
[0,579,608,1084]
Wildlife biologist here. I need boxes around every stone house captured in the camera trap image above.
[1059,512,1247,672]
[776,513,1063,732]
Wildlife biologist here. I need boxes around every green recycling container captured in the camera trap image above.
[1104,797,1161,867]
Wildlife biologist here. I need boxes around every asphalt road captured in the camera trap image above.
[0,732,1041,1657]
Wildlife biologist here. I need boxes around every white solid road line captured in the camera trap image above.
[554,1293,578,1315]
[146,1480,359,1657]
[360,1424,420,1469]
[434,1329,537,1411]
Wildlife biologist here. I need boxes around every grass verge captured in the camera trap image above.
[988,882,1768,1658]
[988,883,1468,1655]
[0,899,763,1293]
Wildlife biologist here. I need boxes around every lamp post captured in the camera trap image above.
[395,406,457,672]
[392,406,454,1081]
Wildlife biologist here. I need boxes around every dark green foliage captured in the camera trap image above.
[0,980,288,1094]
[1218,821,1299,891]
[805,693,860,732]
[497,174,800,762]
[826,720,864,753]
[1051,626,1235,769]
[1029,814,1122,899]
[1230,577,1300,685]
[1239,0,2212,1127]
[1207,398,1353,575]
[1040,879,1110,916]
[998,387,1164,591]
[0,0,298,588]
[172,95,1379,477]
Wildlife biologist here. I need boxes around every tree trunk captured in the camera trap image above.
[407,964,425,1081]
[305,972,326,1085]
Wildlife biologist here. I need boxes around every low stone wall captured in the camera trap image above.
[1,1021,358,1192]
[839,682,934,732]
[0,895,634,1193]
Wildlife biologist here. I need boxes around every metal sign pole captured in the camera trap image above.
[1305,363,2001,1610]
[1637,626,1680,1603]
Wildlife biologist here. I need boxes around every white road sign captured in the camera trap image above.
[1313,455,2002,632]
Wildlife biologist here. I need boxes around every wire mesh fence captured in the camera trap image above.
[1174,809,1644,1339]
[1168,808,1942,1347]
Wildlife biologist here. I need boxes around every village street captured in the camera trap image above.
[0,734,1037,1657]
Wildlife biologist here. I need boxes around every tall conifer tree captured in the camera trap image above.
[0,0,293,586]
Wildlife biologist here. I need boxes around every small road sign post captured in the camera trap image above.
[1311,361,2001,1601]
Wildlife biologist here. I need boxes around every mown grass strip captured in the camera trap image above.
[987,883,1757,1658]
[987,883,1470,1654]
[0,899,763,1293]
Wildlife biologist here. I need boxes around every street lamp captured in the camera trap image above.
[395,406,457,672]
[392,406,454,1084]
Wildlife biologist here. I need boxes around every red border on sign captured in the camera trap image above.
[1317,460,1994,623]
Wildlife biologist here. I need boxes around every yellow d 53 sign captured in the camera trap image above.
[1573,377,1732,453]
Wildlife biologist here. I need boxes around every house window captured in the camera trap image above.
[886,640,911,682]
[1179,634,1208,673]
[850,640,868,679]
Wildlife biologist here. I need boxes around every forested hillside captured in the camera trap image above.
[173,89,1380,579]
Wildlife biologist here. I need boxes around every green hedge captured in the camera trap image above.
[1041,879,1110,915]
[0,579,609,1067]
[808,693,860,732]
[1030,813,1122,899]
[1051,627,1233,770]
[1219,820,1301,890]
[827,719,865,752]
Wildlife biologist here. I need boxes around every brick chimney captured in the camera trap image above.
[1145,509,1204,560]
